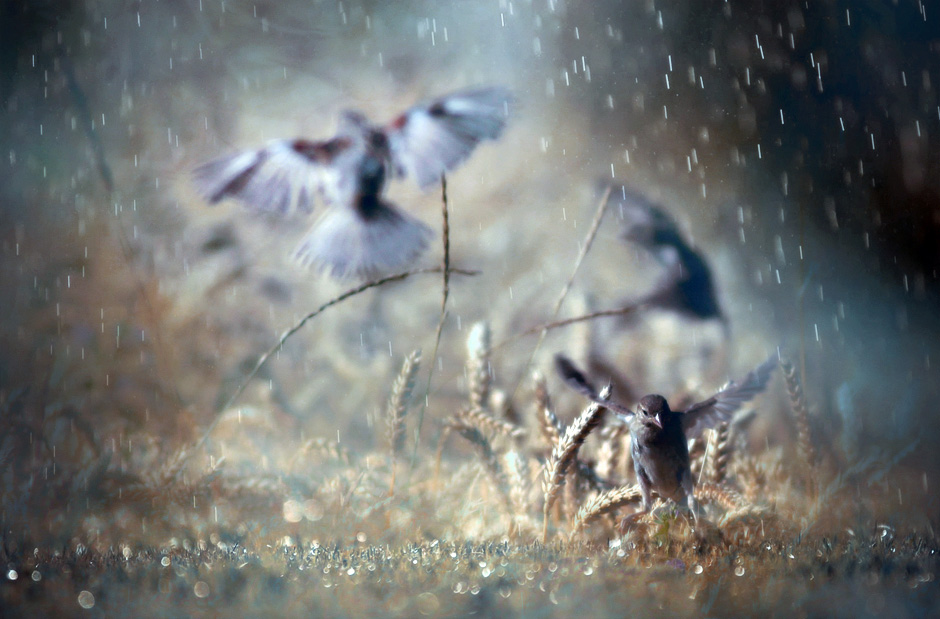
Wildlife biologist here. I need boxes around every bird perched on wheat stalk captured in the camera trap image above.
[555,353,776,525]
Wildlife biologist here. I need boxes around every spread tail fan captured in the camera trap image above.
[294,199,433,280]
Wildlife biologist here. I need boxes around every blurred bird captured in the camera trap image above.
[607,185,724,324]
[555,353,776,523]
[194,87,512,279]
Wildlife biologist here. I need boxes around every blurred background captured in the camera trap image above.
[1,0,938,543]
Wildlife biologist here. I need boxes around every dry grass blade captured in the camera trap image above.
[412,175,452,468]
[466,322,492,411]
[541,385,611,541]
[570,484,641,536]
[780,358,816,467]
[456,407,525,441]
[509,184,612,392]
[696,481,748,510]
[387,349,423,457]
[533,372,562,449]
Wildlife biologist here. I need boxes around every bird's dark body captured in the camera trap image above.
[629,396,695,511]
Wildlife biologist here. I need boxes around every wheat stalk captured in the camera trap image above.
[570,484,642,536]
[456,407,525,441]
[466,322,492,411]
[541,385,610,541]
[387,350,422,494]
[387,350,422,456]
[454,423,512,515]
[533,372,562,450]
[505,450,532,536]
[696,481,748,510]
[780,358,816,467]
[710,421,732,484]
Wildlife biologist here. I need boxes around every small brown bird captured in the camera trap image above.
[193,87,512,279]
[555,353,776,522]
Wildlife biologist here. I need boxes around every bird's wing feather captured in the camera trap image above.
[554,354,635,418]
[680,354,777,438]
[385,87,511,189]
[193,138,348,216]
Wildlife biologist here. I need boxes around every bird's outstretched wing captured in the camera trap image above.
[680,354,777,439]
[554,354,635,418]
[193,138,349,216]
[385,86,512,189]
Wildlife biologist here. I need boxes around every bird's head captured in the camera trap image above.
[637,394,670,430]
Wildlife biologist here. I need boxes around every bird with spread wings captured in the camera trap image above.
[193,87,512,279]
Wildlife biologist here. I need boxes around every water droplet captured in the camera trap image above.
[417,592,440,615]
[194,581,209,598]
[6,570,17,581]
[283,500,303,523]
[694,564,704,574]
[734,566,746,576]
[161,556,171,567]
[77,591,95,609]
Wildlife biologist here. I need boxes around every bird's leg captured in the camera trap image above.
[619,477,654,534]
[681,473,700,525]
[687,493,701,525]
[617,509,650,535]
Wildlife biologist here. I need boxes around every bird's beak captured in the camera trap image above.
[652,413,664,429]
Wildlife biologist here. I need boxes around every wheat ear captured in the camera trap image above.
[780,358,815,466]
[541,385,610,541]
[570,484,642,537]
[466,322,492,411]
[387,350,422,494]
[533,372,562,450]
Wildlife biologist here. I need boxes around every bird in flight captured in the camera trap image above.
[193,87,512,279]
[608,185,724,324]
